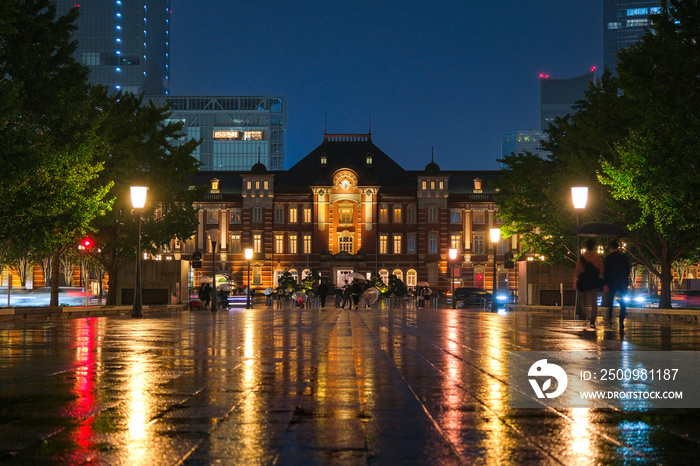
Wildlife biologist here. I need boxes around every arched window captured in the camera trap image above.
[406,269,417,287]
[302,269,312,280]
[275,269,285,286]
[392,269,403,282]
[379,269,389,286]
[289,268,299,283]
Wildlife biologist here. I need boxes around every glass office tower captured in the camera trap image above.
[147,96,286,171]
[604,1,661,72]
[56,0,170,95]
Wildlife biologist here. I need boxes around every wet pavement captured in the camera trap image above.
[2,306,700,465]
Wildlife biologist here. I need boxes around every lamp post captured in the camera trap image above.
[208,228,220,312]
[449,248,458,309]
[490,228,501,312]
[130,186,148,318]
[571,187,588,319]
[245,248,253,309]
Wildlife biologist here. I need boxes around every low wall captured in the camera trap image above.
[0,304,188,321]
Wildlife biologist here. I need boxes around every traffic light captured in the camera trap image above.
[79,237,94,250]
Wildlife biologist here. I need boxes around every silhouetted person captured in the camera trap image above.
[317,280,329,308]
[603,239,631,329]
[575,238,604,329]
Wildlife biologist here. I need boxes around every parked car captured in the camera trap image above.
[454,287,492,307]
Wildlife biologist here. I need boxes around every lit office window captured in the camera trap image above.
[379,234,388,254]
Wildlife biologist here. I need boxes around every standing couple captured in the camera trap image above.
[575,238,630,329]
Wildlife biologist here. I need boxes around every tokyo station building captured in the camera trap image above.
[182,133,519,297]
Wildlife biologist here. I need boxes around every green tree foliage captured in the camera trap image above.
[495,1,700,308]
[85,90,202,305]
[0,1,113,304]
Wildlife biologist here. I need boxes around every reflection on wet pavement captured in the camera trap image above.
[1,308,700,464]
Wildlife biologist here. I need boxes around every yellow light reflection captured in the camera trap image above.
[569,408,593,456]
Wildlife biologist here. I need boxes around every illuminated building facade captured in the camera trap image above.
[500,131,548,158]
[167,133,519,298]
[604,1,661,72]
[146,96,286,171]
[56,0,171,95]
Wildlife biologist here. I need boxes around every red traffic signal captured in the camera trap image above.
[79,238,94,249]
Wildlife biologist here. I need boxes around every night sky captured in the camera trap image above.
[170,1,602,171]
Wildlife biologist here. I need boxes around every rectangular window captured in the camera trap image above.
[274,206,284,224]
[379,234,388,254]
[255,181,260,190]
[428,207,438,223]
[450,209,461,224]
[303,234,311,254]
[252,207,263,223]
[439,181,444,190]
[230,233,241,254]
[393,234,402,254]
[243,131,263,140]
[474,234,485,254]
[339,207,353,224]
[407,206,417,224]
[473,210,485,224]
[428,233,438,254]
[303,206,312,223]
[289,207,298,223]
[393,206,402,223]
[275,234,284,254]
[422,181,427,190]
[498,238,508,254]
[379,207,388,223]
[626,8,648,16]
[253,233,262,253]
[264,181,269,190]
[288,234,298,254]
[207,209,218,223]
[430,181,435,189]
[339,236,353,253]
[247,181,252,190]
[230,208,241,224]
[450,234,461,252]
[407,233,416,254]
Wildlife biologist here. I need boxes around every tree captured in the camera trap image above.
[85,90,202,305]
[495,1,700,308]
[0,1,113,304]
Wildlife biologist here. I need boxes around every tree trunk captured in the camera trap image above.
[50,251,61,307]
[658,262,674,309]
[106,270,118,305]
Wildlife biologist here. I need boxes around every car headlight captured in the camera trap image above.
[496,294,508,302]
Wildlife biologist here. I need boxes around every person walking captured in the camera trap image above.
[317,280,329,308]
[350,280,361,309]
[603,239,631,329]
[575,238,604,328]
[200,283,212,310]
[343,280,352,309]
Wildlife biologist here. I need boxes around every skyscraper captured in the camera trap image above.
[147,96,286,171]
[604,1,661,72]
[56,0,170,95]
[540,70,596,130]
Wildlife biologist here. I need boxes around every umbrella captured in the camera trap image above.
[417,281,430,287]
[264,287,274,296]
[348,272,366,281]
[292,291,307,300]
[574,222,628,237]
[361,287,381,304]
[217,283,232,292]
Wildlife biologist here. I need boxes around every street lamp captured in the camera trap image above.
[130,186,148,318]
[449,248,458,309]
[245,248,253,309]
[490,228,501,312]
[208,228,220,312]
[571,186,588,319]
